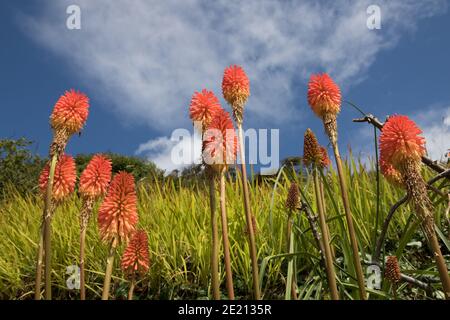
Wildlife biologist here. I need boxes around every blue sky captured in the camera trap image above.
[1,0,450,173]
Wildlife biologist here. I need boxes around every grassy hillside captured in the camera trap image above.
[1,156,448,300]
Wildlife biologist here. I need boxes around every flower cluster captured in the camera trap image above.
[121,230,150,277]
[98,172,138,245]
[39,154,76,203]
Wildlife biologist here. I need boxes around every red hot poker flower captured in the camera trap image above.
[50,89,90,135]
[121,230,150,276]
[39,154,76,202]
[203,108,238,172]
[98,172,138,245]
[307,73,341,119]
[189,89,222,132]
[222,65,250,122]
[379,115,426,170]
[79,155,112,199]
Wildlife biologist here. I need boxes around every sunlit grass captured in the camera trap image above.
[0,156,448,300]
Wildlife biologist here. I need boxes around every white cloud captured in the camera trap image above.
[19,0,447,169]
[136,132,203,173]
[413,106,450,161]
[20,0,447,131]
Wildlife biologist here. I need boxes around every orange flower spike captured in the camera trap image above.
[203,108,238,173]
[307,73,342,144]
[98,172,138,245]
[189,89,222,132]
[39,154,76,202]
[121,230,150,276]
[79,155,112,199]
[222,65,250,123]
[379,115,426,170]
[50,89,90,135]
[307,73,341,119]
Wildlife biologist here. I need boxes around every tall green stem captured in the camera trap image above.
[319,175,335,259]
[34,222,45,300]
[80,227,87,300]
[102,239,116,300]
[128,276,136,300]
[313,169,339,300]
[219,171,235,299]
[237,123,261,300]
[43,154,58,300]
[331,143,367,300]
[209,176,220,300]
[286,211,298,299]
[420,208,450,299]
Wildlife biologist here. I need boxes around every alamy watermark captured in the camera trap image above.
[367,5,381,30]
[170,122,279,175]
[66,5,81,30]
[66,265,80,290]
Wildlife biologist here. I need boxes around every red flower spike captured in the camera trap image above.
[121,230,150,276]
[98,172,138,244]
[50,89,89,135]
[307,73,341,119]
[79,155,112,199]
[189,89,222,131]
[202,108,238,172]
[379,115,426,169]
[39,154,76,202]
[222,65,250,106]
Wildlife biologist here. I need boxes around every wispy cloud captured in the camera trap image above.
[136,132,203,173]
[19,0,447,169]
[20,0,446,130]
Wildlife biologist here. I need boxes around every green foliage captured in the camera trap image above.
[0,139,44,198]
[75,153,164,182]
[0,154,448,300]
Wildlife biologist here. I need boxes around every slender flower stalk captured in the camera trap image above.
[78,155,112,300]
[189,89,223,300]
[203,108,238,300]
[318,146,335,259]
[35,154,77,300]
[303,129,339,300]
[207,169,220,300]
[98,172,138,300]
[35,90,89,300]
[380,115,450,299]
[285,182,300,299]
[308,74,366,300]
[222,65,260,299]
[121,230,150,300]
[219,170,234,299]
[189,89,222,300]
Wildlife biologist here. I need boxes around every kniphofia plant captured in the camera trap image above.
[307,74,366,299]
